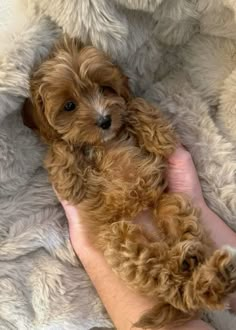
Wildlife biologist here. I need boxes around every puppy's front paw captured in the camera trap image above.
[221,246,236,284]
[180,241,205,273]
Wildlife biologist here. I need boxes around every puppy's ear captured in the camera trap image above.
[22,87,59,143]
[120,75,132,102]
[21,98,38,130]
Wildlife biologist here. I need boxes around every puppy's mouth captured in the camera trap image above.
[102,131,116,142]
[99,124,117,142]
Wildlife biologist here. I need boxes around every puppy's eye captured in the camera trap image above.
[100,86,116,94]
[63,101,77,112]
[182,260,190,272]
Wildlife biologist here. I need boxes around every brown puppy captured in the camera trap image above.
[22,37,236,329]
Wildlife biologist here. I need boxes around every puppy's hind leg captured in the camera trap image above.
[153,193,208,245]
[97,221,167,295]
[97,220,197,329]
[184,246,236,312]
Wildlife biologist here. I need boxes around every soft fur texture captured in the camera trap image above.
[179,34,236,143]
[1,0,236,329]
[23,38,236,329]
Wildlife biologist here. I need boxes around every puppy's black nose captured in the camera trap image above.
[97,115,112,130]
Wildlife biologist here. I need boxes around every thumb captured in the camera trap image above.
[61,201,92,252]
[53,185,80,229]
[61,201,81,230]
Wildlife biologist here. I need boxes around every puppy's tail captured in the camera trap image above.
[134,302,194,329]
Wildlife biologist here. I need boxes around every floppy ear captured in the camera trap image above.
[21,91,59,143]
[21,98,38,130]
[120,74,132,102]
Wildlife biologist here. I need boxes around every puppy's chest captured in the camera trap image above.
[84,136,161,186]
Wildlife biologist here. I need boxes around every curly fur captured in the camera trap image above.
[2,0,236,329]
[22,38,236,329]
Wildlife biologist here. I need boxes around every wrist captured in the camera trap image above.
[197,200,209,217]
[197,202,236,249]
[73,240,99,263]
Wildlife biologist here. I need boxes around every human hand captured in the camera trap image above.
[60,200,94,256]
[167,146,236,252]
[167,145,206,208]
[61,204,214,330]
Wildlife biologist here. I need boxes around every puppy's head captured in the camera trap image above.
[22,37,131,145]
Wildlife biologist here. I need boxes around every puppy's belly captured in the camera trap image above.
[89,144,166,221]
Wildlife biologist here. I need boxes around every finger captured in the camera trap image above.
[53,186,79,224]
[52,185,61,201]
[168,145,192,166]
[61,201,80,224]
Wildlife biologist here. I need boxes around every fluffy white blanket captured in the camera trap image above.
[1,0,236,329]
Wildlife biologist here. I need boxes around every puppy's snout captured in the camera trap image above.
[96,115,112,130]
